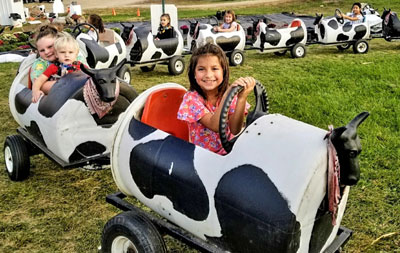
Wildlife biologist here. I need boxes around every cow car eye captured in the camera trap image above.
[348,150,359,158]
[98,79,106,85]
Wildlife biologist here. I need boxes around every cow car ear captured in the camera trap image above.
[331,126,346,143]
[80,63,94,77]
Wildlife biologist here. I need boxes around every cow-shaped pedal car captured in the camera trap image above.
[186,21,246,66]
[121,23,185,75]
[381,8,400,41]
[311,9,371,53]
[101,82,369,253]
[251,18,308,58]
[4,53,138,181]
[74,23,132,84]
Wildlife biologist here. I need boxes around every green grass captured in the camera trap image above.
[1,0,400,252]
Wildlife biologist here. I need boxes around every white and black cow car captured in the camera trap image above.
[311,9,371,53]
[121,23,185,75]
[100,82,369,253]
[4,47,138,181]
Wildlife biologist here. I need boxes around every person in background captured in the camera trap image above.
[214,10,238,32]
[341,2,364,24]
[155,13,174,40]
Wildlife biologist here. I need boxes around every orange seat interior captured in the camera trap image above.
[290,20,301,28]
[141,88,189,141]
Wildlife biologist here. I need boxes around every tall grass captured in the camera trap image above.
[1,0,399,252]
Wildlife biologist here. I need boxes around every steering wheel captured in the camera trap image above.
[72,23,99,42]
[219,81,269,153]
[335,9,344,24]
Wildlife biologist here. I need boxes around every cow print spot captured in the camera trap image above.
[129,135,209,221]
[208,165,301,253]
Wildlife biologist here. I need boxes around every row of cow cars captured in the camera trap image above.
[2,3,382,253]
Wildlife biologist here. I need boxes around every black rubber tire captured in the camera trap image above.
[229,50,245,66]
[117,64,131,84]
[168,56,185,75]
[101,211,166,253]
[140,65,156,72]
[290,43,306,58]
[353,40,369,54]
[337,43,351,51]
[274,50,287,56]
[4,135,30,181]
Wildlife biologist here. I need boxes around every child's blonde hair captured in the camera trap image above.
[54,33,79,54]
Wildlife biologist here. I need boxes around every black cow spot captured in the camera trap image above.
[128,118,157,140]
[15,87,32,115]
[153,37,179,56]
[116,42,123,54]
[208,165,301,253]
[354,25,367,40]
[215,35,241,51]
[286,26,305,46]
[309,200,334,253]
[69,141,107,163]
[343,22,353,32]
[38,72,89,118]
[26,121,46,147]
[328,20,338,30]
[151,51,162,59]
[264,29,281,46]
[337,33,349,41]
[129,135,209,221]
[320,24,326,39]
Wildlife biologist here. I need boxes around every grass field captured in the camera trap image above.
[1,0,400,252]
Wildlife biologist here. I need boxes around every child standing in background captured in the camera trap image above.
[177,43,255,154]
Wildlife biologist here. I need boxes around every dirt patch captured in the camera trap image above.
[25,0,297,11]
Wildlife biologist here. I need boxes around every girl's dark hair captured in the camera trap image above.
[35,24,60,42]
[89,14,105,33]
[188,43,229,100]
[225,10,236,22]
[352,2,362,10]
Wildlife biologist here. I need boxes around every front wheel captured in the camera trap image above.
[168,56,185,75]
[4,135,30,181]
[291,43,306,58]
[101,211,167,253]
[229,50,245,66]
[353,40,369,54]
[117,64,131,84]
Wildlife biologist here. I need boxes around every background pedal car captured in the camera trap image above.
[121,4,185,75]
[250,18,308,58]
[311,9,371,54]
[102,81,369,253]
[74,23,133,84]
[186,17,246,66]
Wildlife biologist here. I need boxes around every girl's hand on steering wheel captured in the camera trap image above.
[32,90,44,103]
[232,77,256,98]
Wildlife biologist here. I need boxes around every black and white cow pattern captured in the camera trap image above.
[77,32,127,70]
[9,56,137,164]
[315,16,370,44]
[252,18,307,51]
[126,26,183,63]
[186,24,246,52]
[111,83,350,253]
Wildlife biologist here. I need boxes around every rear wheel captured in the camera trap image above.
[4,135,30,181]
[140,65,156,72]
[291,43,306,58]
[168,56,185,75]
[117,64,131,84]
[353,40,369,54]
[102,211,166,253]
[229,50,244,66]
